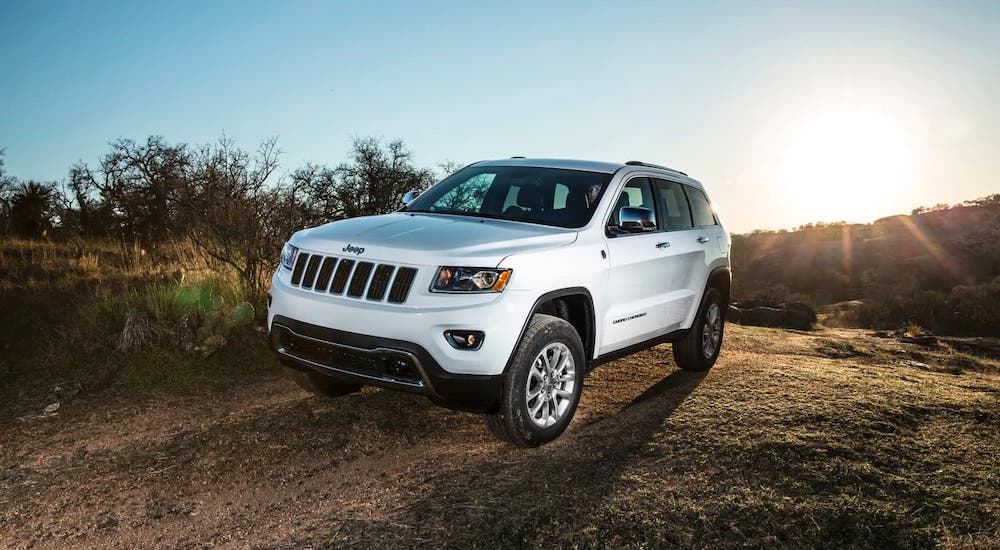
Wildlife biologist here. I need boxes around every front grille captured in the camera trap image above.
[273,325,423,386]
[289,252,418,304]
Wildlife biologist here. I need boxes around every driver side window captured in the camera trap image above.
[607,177,658,231]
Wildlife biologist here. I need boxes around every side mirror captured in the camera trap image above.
[618,206,656,232]
[402,189,421,206]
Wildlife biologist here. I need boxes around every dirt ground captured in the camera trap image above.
[2,325,998,549]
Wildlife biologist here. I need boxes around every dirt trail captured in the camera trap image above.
[2,326,998,548]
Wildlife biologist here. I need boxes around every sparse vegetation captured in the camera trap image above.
[732,195,1000,336]
[1,320,997,548]
[0,137,441,293]
[0,238,275,421]
[1,143,999,547]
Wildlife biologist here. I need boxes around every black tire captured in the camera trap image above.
[290,369,363,398]
[673,287,726,371]
[484,314,585,447]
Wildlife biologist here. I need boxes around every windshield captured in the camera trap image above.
[403,165,613,228]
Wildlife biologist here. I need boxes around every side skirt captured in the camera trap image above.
[587,329,687,372]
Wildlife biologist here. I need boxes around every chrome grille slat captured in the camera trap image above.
[288,252,417,304]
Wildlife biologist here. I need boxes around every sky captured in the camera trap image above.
[1,0,998,233]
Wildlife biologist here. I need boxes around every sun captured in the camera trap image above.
[778,108,912,223]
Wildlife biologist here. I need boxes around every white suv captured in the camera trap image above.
[268,158,731,446]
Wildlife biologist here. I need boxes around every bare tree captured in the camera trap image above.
[436,160,465,178]
[178,136,289,291]
[67,136,190,241]
[337,137,436,217]
[5,134,440,291]
[289,162,339,226]
[291,137,437,225]
[0,148,10,233]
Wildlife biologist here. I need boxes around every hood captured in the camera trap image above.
[291,212,577,266]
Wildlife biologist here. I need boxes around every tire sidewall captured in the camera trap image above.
[698,288,725,365]
[506,316,585,444]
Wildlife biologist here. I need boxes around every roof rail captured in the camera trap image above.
[625,160,687,176]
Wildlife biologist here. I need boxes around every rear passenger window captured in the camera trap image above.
[685,186,716,226]
[652,179,693,230]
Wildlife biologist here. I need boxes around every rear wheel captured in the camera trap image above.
[484,314,585,447]
[673,287,725,371]
[290,369,363,398]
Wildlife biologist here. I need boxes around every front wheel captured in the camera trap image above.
[484,314,585,447]
[673,287,725,371]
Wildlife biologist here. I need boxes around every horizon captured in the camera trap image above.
[2,0,999,233]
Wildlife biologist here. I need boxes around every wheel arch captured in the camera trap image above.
[503,287,596,375]
[707,266,732,306]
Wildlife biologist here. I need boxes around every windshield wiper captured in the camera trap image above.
[404,209,542,225]
[404,209,492,219]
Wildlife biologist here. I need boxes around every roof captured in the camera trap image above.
[474,158,699,187]
[475,158,625,174]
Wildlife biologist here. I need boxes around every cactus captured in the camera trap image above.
[229,301,255,327]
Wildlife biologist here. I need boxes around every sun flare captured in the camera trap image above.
[778,108,912,223]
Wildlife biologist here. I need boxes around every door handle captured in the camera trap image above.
[656,242,671,249]
[696,236,710,244]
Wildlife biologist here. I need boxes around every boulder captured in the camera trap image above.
[779,302,818,330]
[728,302,817,330]
[726,305,742,323]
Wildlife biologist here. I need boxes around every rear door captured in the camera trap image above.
[601,177,674,353]
[677,185,723,327]
[650,178,703,330]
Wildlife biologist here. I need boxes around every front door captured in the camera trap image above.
[601,177,674,354]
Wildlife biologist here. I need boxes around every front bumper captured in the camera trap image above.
[267,271,535,376]
[270,315,503,412]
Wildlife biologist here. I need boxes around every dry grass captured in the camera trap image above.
[0,238,276,421]
[1,239,998,548]
[0,329,996,548]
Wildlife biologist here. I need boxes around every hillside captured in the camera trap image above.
[731,195,1000,335]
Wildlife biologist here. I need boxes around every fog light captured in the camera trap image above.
[444,330,485,351]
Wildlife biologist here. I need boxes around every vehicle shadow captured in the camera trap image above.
[298,367,708,548]
[626,368,707,410]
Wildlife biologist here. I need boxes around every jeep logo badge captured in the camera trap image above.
[342,244,365,255]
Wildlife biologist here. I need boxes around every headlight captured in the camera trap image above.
[432,267,512,293]
[280,242,299,270]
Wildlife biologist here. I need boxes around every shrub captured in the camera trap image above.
[943,276,1000,336]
